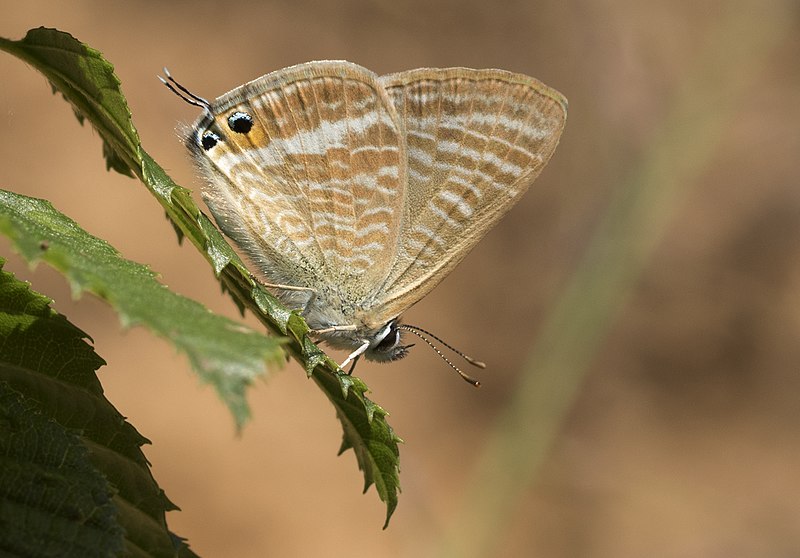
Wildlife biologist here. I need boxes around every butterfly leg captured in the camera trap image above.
[253,276,317,297]
[262,282,316,293]
[250,274,318,312]
[346,355,361,375]
[339,340,370,371]
[311,324,358,336]
[307,324,366,371]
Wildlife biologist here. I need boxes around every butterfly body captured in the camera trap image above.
[183,61,566,366]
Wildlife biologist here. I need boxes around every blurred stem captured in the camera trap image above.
[436,2,791,557]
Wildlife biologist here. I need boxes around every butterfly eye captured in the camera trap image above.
[228,111,253,134]
[374,323,400,352]
[200,131,221,151]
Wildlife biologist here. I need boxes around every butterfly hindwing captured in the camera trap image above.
[367,68,567,326]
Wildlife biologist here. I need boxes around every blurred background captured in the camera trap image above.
[1,1,798,556]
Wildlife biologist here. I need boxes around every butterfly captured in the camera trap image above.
[162,61,566,384]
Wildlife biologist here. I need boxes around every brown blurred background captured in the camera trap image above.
[1,1,799,556]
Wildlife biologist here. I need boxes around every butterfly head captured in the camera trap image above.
[350,320,485,386]
[366,320,414,363]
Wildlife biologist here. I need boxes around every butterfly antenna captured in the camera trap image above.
[398,324,484,387]
[158,67,212,112]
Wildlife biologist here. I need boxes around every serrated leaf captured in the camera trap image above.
[0,26,402,525]
[0,262,198,557]
[0,190,284,427]
[313,368,402,528]
[0,384,127,557]
[0,27,139,175]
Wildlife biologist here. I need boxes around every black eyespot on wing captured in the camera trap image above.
[201,131,221,150]
[228,111,253,134]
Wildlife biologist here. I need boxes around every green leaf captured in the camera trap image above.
[284,306,402,527]
[318,372,402,528]
[0,261,198,557]
[0,27,139,175]
[0,190,285,427]
[0,26,402,525]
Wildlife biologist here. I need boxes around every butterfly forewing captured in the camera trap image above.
[192,62,406,300]
[369,69,567,325]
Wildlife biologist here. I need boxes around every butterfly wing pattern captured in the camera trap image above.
[191,62,406,318]
[188,61,566,368]
[374,68,567,326]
